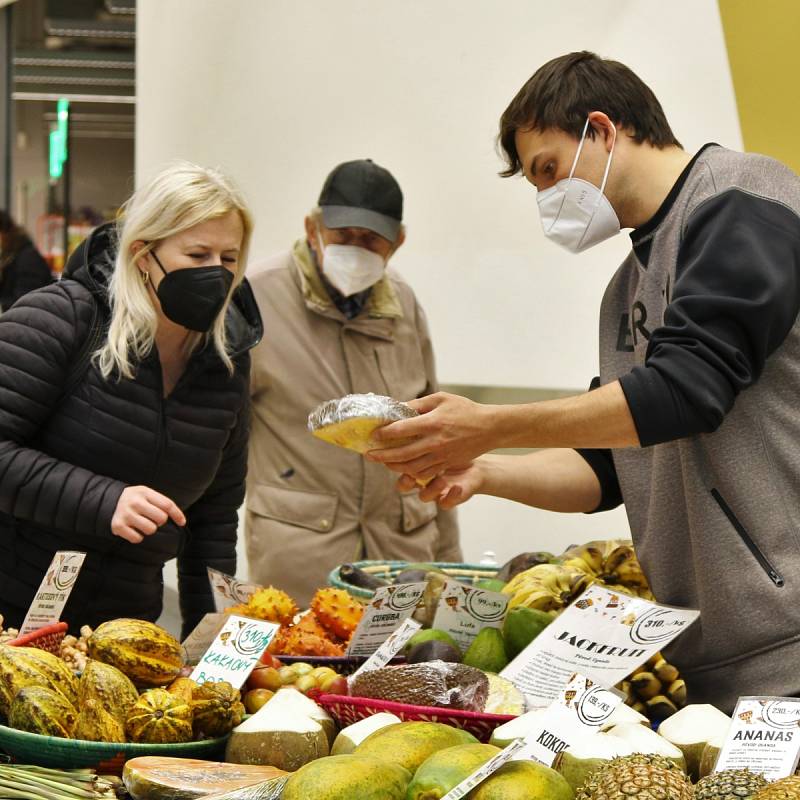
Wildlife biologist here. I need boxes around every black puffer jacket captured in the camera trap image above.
[0,224,262,637]
[0,240,55,311]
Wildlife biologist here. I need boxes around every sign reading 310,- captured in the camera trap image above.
[190,615,279,688]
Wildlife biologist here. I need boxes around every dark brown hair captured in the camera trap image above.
[0,211,31,257]
[498,51,682,177]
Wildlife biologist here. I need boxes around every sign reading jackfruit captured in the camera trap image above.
[714,697,800,780]
[190,615,279,688]
[207,567,262,612]
[500,585,698,706]
[346,582,427,657]
[20,551,86,636]
[513,672,624,767]
[431,580,509,652]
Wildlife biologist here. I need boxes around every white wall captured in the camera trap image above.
[137,0,743,621]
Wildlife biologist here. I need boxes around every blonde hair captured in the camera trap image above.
[97,161,253,380]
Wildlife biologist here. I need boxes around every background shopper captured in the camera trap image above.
[0,210,54,311]
[246,159,460,605]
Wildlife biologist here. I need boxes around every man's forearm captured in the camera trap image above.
[487,380,640,451]
[477,449,603,513]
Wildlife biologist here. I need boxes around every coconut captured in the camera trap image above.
[657,704,732,781]
[331,713,402,756]
[488,707,547,748]
[599,702,650,731]
[554,731,637,793]
[260,687,336,745]
[697,727,729,779]
[226,710,329,771]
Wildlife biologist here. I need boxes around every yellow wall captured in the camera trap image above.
[719,0,800,174]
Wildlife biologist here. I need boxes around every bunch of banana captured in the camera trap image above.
[617,651,687,722]
[561,539,654,600]
[502,563,594,612]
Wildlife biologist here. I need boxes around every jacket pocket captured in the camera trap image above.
[400,492,438,534]
[711,488,784,587]
[248,482,339,534]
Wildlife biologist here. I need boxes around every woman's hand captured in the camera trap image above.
[397,461,485,510]
[111,486,186,544]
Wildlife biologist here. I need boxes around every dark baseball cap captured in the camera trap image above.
[318,159,403,243]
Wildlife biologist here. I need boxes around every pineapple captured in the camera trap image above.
[576,754,692,800]
[754,777,800,799]
[695,769,768,800]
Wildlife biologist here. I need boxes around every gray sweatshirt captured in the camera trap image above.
[579,145,800,713]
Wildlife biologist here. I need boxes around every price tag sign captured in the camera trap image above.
[714,697,800,780]
[431,580,509,652]
[207,567,262,612]
[513,673,624,766]
[346,582,427,657]
[20,551,86,636]
[501,586,698,706]
[441,739,529,800]
[190,615,279,688]
[181,613,229,666]
[349,617,421,681]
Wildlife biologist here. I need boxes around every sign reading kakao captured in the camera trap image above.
[715,697,800,780]
[514,672,624,766]
[207,567,262,612]
[190,615,279,688]
[346,582,427,657]
[500,585,699,706]
[20,551,87,636]
[432,580,509,651]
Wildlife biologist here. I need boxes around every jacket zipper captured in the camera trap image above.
[711,488,785,587]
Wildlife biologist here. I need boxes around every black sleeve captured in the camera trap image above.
[0,285,126,536]
[178,365,250,638]
[619,188,800,447]
[575,377,623,512]
[8,247,55,307]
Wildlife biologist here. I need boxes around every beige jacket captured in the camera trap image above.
[245,240,461,605]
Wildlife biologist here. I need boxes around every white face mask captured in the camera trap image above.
[537,118,620,253]
[317,233,386,296]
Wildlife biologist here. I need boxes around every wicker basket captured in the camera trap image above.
[317,692,514,743]
[0,724,228,774]
[7,622,68,655]
[328,560,500,600]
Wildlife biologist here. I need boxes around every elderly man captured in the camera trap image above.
[246,159,461,605]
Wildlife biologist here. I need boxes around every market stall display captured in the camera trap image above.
[1,540,795,799]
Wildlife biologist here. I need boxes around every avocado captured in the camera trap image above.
[407,641,463,664]
[403,628,460,656]
[502,606,553,660]
[462,628,509,673]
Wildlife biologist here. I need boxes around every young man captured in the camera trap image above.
[369,52,800,712]
[246,159,460,606]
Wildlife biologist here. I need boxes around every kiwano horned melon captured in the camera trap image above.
[0,644,79,715]
[126,688,193,744]
[282,754,411,800]
[88,618,183,687]
[74,698,126,743]
[9,685,77,738]
[78,659,138,722]
[191,681,245,739]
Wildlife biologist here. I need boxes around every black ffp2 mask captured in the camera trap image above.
[151,251,234,332]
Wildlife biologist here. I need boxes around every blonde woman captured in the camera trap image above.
[0,162,261,639]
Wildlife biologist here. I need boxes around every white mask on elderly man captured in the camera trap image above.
[537,117,620,253]
[317,232,386,296]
